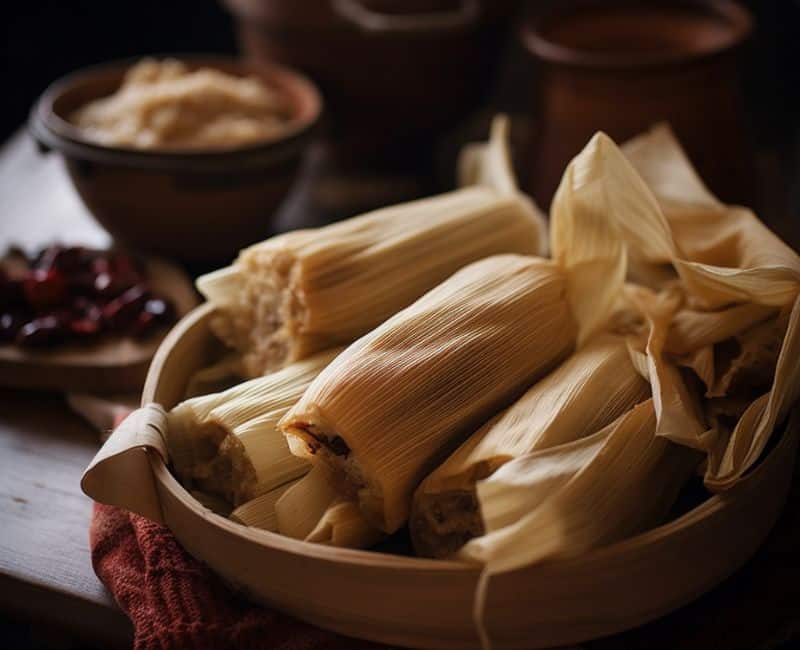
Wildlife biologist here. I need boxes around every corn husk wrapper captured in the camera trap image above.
[458,117,529,201]
[305,500,383,548]
[281,131,634,534]
[197,117,547,378]
[166,348,342,506]
[409,333,650,558]
[463,399,701,649]
[228,470,381,549]
[460,400,700,571]
[229,480,297,532]
[272,466,383,548]
[625,284,714,453]
[618,124,800,489]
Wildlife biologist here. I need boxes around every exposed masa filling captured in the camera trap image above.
[286,422,387,527]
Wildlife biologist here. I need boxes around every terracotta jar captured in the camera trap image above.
[521,0,754,209]
[221,0,518,168]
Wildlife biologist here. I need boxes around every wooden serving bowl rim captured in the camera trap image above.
[29,54,323,172]
[141,302,797,574]
[521,0,753,70]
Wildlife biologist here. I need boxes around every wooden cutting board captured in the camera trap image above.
[0,257,198,393]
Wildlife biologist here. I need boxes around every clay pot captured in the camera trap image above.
[521,0,754,209]
[29,56,321,266]
[222,0,518,168]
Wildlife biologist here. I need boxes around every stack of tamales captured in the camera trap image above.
[163,115,799,575]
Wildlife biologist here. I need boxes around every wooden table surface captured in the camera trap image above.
[1,128,800,650]
[0,132,131,647]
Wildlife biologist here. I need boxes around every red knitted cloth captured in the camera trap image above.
[90,502,389,650]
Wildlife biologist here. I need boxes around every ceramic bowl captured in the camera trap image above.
[30,56,322,266]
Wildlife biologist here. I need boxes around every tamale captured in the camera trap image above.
[462,397,701,649]
[410,333,650,558]
[166,348,341,505]
[457,257,706,645]
[281,132,641,534]
[281,255,577,533]
[197,117,547,378]
[619,124,800,488]
[459,400,700,571]
[273,466,383,548]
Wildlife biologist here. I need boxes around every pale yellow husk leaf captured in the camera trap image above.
[229,479,298,532]
[625,285,714,452]
[457,116,520,196]
[549,132,631,344]
[409,333,650,557]
[460,400,700,571]
[464,400,701,650]
[273,465,382,548]
[197,117,546,378]
[166,348,341,505]
[618,124,800,488]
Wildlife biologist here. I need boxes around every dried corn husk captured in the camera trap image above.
[462,398,701,649]
[273,466,383,548]
[410,333,650,558]
[197,117,547,378]
[166,348,341,505]
[281,132,634,534]
[305,500,384,548]
[618,124,800,488]
[229,480,297,531]
[273,465,335,540]
[458,116,525,198]
[626,284,714,452]
[229,471,380,549]
[459,400,700,571]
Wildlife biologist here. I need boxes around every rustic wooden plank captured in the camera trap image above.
[0,389,132,643]
[0,129,131,644]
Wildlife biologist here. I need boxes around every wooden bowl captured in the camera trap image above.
[82,303,799,649]
[29,56,322,266]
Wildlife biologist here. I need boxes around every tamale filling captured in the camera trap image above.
[411,491,484,559]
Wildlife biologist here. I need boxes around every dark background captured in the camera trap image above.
[1,0,237,143]
[3,0,799,234]
[2,0,800,148]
